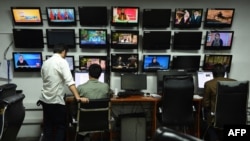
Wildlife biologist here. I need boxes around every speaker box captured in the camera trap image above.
[120,113,146,141]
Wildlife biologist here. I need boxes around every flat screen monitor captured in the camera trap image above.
[202,54,232,73]
[204,8,235,28]
[142,9,171,28]
[111,53,139,72]
[13,28,44,48]
[111,30,139,49]
[11,7,43,26]
[78,6,108,26]
[12,52,43,72]
[79,29,108,48]
[121,73,147,91]
[79,55,106,71]
[171,55,201,72]
[46,7,76,26]
[195,71,214,95]
[204,31,234,50]
[143,31,171,50]
[174,8,203,28]
[46,55,75,71]
[142,55,171,72]
[46,29,76,48]
[74,71,105,87]
[156,70,187,95]
[111,6,139,27]
[173,31,202,50]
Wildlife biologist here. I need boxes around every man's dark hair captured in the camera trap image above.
[212,63,226,77]
[53,44,69,54]
[89,64,102,79]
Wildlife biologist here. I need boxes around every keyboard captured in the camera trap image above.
[117,91,144,97]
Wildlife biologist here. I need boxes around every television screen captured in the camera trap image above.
[111,30,139,49]
[46,55,75,71]
[11,7,43,26]
[173,31,202,50]
[111,6,139,27]
[12,52,43,72]
[204,8,235,28]
[174,8,203,28]
[74,71,105,87]
[46,7,76,26]
[143,31,171,50]
[111,53,139,72]
[13,28,44,48]
[171,55,201,72]
[79,55,107,71]
[121,73,147,91]
[78,6,108,26]
[142,55,171,72]
[157,70,187,95]
[142,9,171,28]
[204,31,234,50]
[46,29,76,48]
[203,54,232,73]
[79,29,108,48]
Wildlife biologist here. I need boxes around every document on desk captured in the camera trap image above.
[150,94,162,98]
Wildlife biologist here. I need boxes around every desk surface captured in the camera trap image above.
[111,95,161,102]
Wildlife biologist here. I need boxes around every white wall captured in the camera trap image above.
[0,0,250,138]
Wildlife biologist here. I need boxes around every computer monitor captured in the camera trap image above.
[121,73,147,92]
[156,70,187,95]
[74,71,105,87]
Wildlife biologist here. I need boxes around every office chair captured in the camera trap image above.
[75,98,111,141]
[153,126,203,141]
[161,74,195,134]
[214,80,249,127]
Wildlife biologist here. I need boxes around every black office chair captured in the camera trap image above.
[160,74,195,134]
[75,98,111,141]
[214,80,249,127]
[153,126,203,141]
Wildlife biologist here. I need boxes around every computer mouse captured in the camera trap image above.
[146,92,150,96]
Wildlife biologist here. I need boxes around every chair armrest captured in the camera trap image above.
[0,94,25,105]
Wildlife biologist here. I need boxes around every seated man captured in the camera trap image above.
[77,64,113,99]
[202,63,235,141]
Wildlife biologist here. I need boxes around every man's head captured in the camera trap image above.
[89,64,102,79]
[212,63,226,77]
[53,44,69,58]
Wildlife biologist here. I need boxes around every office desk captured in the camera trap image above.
[111,95,161,139]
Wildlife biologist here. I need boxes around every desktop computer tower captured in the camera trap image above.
[120,113,146,141]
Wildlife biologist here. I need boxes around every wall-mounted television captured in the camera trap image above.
[142,55,171,72]
[111,30,139,49]
[111,6,139,27]
[79,55,107,71]
[79,29,108,48]
[46,7,76,26]
[171,55,201,72]
[204,8,235,28]
[143,31,171,50]
[111,53,139,72]
[173,31,202,50]
[204,31,234,50]
[78,6,108,26]
[46,29,76,48]
[202,54,233,73]
[46,55,75,71]
[11,7,43,26]
[142,9,171,28]
[174,8,203,28]
[12,52,43,72]
[13,28,44,48]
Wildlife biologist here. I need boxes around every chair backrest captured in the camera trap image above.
[153,126,203,141]
[162,75,194,126]
[214,81,249,128]
[76,98,110,133]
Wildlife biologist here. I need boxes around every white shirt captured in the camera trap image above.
[40,53,75,105]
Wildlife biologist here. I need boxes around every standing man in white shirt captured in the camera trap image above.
[39,44,89,141]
